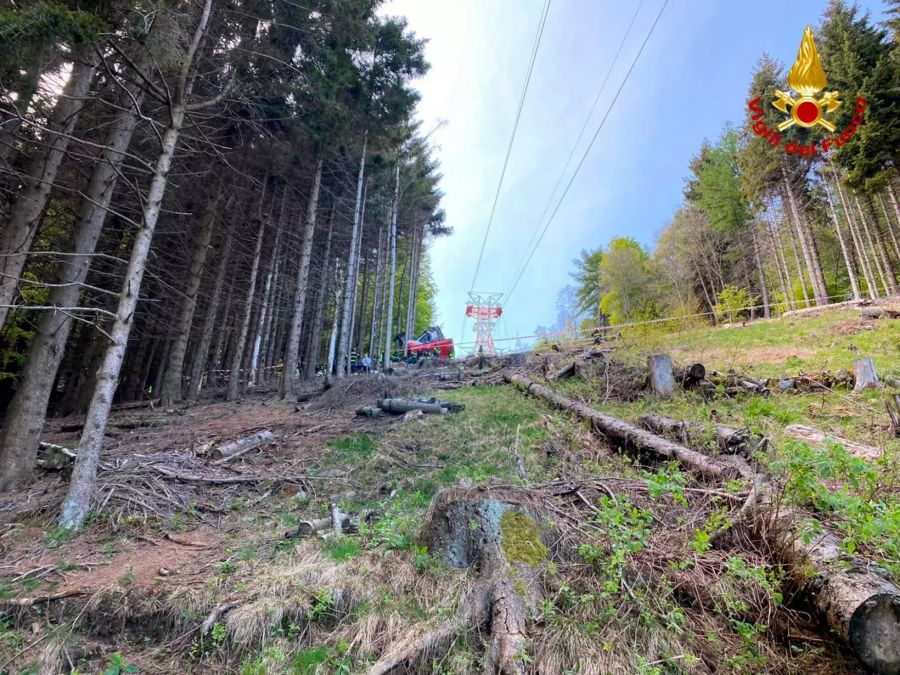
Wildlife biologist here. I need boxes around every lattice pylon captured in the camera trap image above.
[465,292,503,356]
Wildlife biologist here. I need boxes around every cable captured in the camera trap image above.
[503,0,669,308]
[459,0,551,341]
[507,0,645,287]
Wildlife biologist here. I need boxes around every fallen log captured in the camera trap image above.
[784,424,881,461]
[506,374,751,481]
[212,430,275,462]
[379,398,445,414]
[152,465,303,485]
[639,415,765,456]
[508,374,900,673]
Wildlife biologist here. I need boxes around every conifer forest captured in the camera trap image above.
[0,2,898,674]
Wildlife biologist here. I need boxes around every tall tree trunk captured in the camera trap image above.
[383,163,400,368]
[59,0,216,529]
[280,157,323,398]
[250,194,285,386]
[60,106,186,528]
[369,220,385,359]
[878,194,900,266]
[750,225,770,318]
[348,179,368,361]
[336,134,367,378]
[823,175,861,300]
[887,181,900,231]
[327,259,343,376]
[832,167,878,299]
[0,74,145,490]
[764,193,795,311]
[227,214,266,401]
[786,218,811,307]
[356,243,370,356]
[0,48,99,330]
[782,172,826,305]
[865,195,896,294]
[854,194,889,296]
[159,192,221,406]
[187,223,234,402]
[305,209,334,378]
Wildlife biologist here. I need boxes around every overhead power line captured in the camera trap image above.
[503,0,669,308]
[468,0,552,293]
[503,0,645,297]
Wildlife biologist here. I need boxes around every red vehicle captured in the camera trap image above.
[396,326,455,360]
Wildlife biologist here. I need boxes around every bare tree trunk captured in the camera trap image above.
[327,259,343,376]
[823,175,861,300]
[305,209,334,378]
[782,173,826,305]
[750,224,770,318]
[348,180,368,361]
[835,179,878,299]
[887,182,900,231]
[187,223,234,402]
[227,213,266,401]
[383,163,400,368]
[59,0,216,529]
[764,193,795,311]
[0,78,145,489]
[355,243,370,356]
[369,220,385,359]
[787,219,811,307]
[854,194,889,296]
[336,135,367,378]
[159,192,221,406]
[0,48,99,330]
[865,195,896,294]
[280,158,323,398]
[250,194,285,386]
[60,106,186,528]
[878,194,900,266]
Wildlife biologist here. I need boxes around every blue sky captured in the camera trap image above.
[379,0,887,350]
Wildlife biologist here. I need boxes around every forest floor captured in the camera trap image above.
[0,301,898,674]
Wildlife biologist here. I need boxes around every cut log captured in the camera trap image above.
[784,424,881,461]
[506,374,751,480]
[212,430,275,462]
[296,517,332,536]
[647,354,675,398]
[639,415,765,456]
[674,362,706,387]
[379,398,445,414]
[508,374,900,673]
[853,358,879,392]
[551,361,577,380]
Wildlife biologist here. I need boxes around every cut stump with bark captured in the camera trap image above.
[648,354,675,398]
[369,486,547,674]
[853,358,879,392]
[212,430,275,462]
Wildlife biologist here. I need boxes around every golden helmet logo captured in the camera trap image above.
[772,26,841,132]
[747,26,867,156]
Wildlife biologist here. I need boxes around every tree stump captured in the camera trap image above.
[647,354,675,398]
[853,358,879,392]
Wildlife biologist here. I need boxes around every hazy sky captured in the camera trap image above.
[379,0,886,350]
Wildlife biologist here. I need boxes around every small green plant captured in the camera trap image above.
[218,560,236,574]
[323,537,361,562]
[120,566,136,586]
[309,589,334,623]
[101,652,139,675]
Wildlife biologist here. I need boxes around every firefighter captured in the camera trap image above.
[350,348,359,373]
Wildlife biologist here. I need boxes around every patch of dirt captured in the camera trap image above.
[832,317,879,336]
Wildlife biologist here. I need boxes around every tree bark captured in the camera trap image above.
[59,0,216,530]
[750,224,770,318]
[327,259,344,376]
[852,357,879,392]
[853,194,888,296]
[187,223,234,401]
[305,209,334,378]
[823,175,861,300]
[877,194,900,268]
[227,212,266,401]
[336,134,368,378]
[647,354,675,398]
[782,171,827,305]
[0,70,145,490]
[0,47,99,330]
[369,220,385,359]
[280,157,323,398]
[865,195,897,294]
[383,163,400,368]
[159,191,221,406]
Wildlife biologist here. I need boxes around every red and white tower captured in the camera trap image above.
[465,292,503,355]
